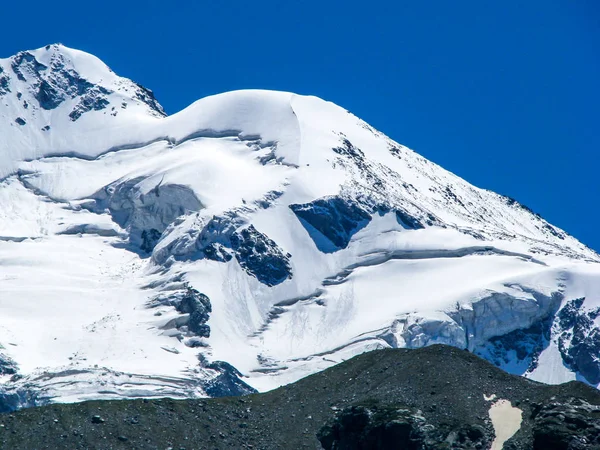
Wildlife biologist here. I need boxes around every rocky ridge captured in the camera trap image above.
[1,346,599,449]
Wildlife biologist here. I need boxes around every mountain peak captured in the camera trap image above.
[1,43,164,117]
[0,44,166,177]
[1,45,600,409]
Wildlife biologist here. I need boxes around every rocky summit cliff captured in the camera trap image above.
[1,44,600,410]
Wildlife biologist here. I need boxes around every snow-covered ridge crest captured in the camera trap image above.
[1,44,600,410]
[0,43,165,177]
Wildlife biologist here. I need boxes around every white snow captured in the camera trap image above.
[1,44,600,404]
[488,398,523,450]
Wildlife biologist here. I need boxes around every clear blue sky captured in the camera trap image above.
[2,1,599,251]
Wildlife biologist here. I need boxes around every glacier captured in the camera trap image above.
[1,44,600,410]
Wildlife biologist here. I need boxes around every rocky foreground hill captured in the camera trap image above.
[1,345,598,449]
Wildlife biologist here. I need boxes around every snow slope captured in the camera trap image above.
[1,44,600,408]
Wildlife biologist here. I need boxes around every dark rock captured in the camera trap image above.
[14,117,26,126]
[157,212,292,286]
[202,360,257,397]
[11,52,47,82]
[148,285,212,338]
[132,82,166,117]
[318,404,491,450]
[532,398,600,449]
[476,316,553,374]
[0,69,10,96]
[503,195,541,218]
[176,288,212,337]
[290,196,371,252]
[230,225,292,286]
[141,229,162,253]
[557,298,600,384]
[91,415,104,424]
[68,86,111,121]
[202,242,233,263]
[395,209,425,230]
[36,79,65,110]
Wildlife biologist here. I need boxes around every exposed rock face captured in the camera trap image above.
[200,359,257,397]
[320,399,600,450]
[0,44,166,137]
[148,286,212,339]
[131,81,164,117]
[11,50,109,118]
[557,298,600,384]
[318,404,490,450]
[230,225,292,286]
[532,398,600,449]
[68,86,111,121]
[290,196,372,252]
[154,211,292,286]
[0,66,9,95]
[395,208,426,230]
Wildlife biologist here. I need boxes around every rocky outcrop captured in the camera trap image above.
[2,345,599,449]
[0,66,9,95]
[532,398,600,449]
[0,353,17,376]
[318,404,490,450]
[68,86,111,121]
[557,298,600,384]
[394,209,426,230]
[3,45,166,121]
[230,225,292,286]
[148,286,212,339]
[199,358,257,397]
[155,211,292,286]
[290,196,371,252]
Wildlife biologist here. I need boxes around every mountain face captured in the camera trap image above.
[1,44,600,410]
[2,345,600,450]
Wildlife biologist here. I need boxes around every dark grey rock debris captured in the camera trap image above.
[1,345,599,449]
[68,86,111,121]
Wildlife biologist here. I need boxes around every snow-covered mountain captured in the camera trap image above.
[1,44,600,410]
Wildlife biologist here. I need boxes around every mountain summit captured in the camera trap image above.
[1,45,599,410]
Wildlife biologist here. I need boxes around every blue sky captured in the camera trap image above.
[2,1,599,250]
